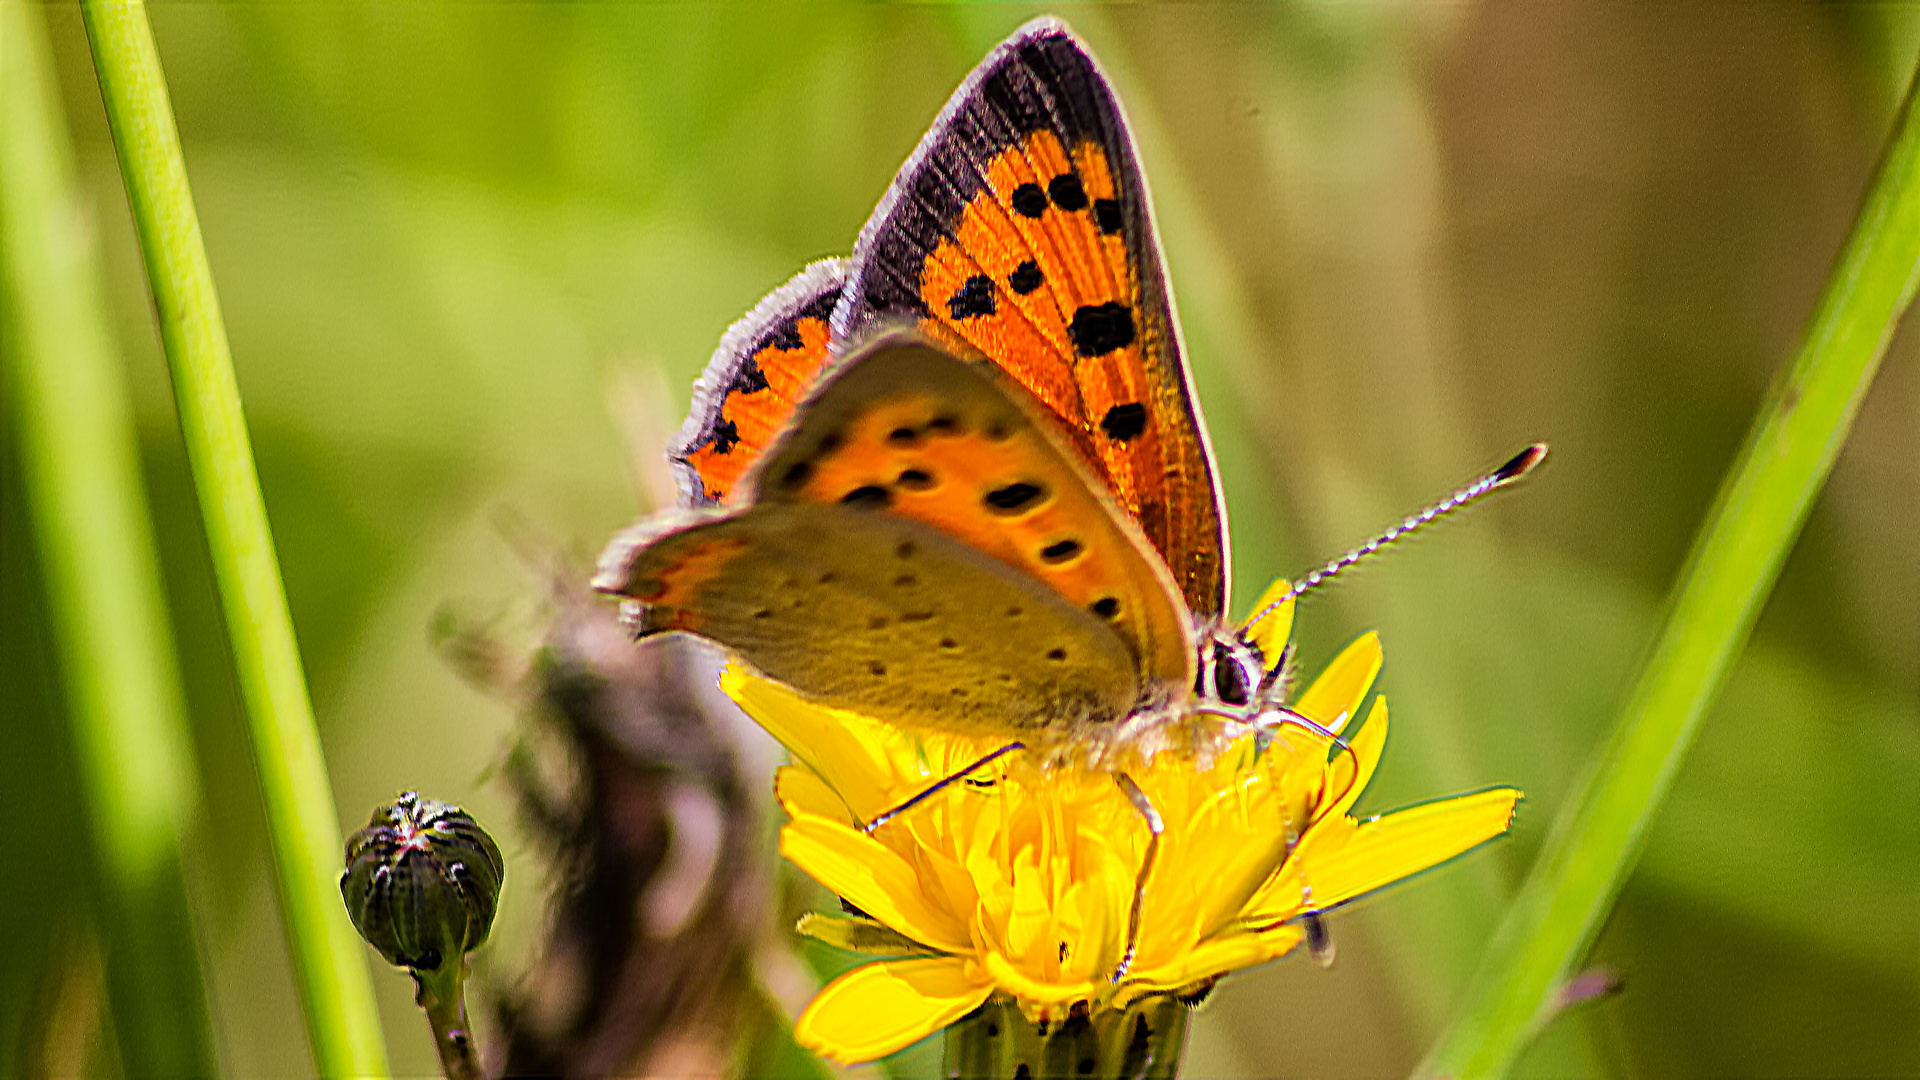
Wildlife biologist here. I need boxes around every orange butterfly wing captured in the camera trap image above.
[670,259,846,506]
[833,19,1229,621]
[597,333,1190,739]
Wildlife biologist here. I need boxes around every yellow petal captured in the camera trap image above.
[774,764,854,825]
[727,664,1007,823]
[1236,840,1327,928]
[1301,788,1520,910]
[980,949,1098,1006]
[1328,697,1389,820]
[1115,927,1301,1006]
[781,812,974,954]
[724,665,895,818]
[1170,766,1297,942]
[1239,578,1295,662]
[1294,632,1381,735]
[793,957,995,1065]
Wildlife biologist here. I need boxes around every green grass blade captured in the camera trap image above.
[73,2,390,1074]
[0,3,217,1073]
[1416,60,1920,1080]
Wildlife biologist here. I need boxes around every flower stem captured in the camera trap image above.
[0,2,215,1073]
[73,1,390,1074]
[417,966,483,1080]
[1416,54,1920,1080]
[945,997,1190,1080]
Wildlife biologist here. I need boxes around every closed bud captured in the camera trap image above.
[341,792,503,972]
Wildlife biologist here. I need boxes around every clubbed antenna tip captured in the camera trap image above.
[1494,442,1549,485]
[1249,443,1550,620]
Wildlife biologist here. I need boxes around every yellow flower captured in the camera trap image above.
[726,592,1520,1065]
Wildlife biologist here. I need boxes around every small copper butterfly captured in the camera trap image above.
[595,19,1539,772]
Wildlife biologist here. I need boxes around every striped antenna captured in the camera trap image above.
[1244,443,1547,634]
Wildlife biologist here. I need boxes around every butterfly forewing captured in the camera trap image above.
[671,259,847,506]
[833,19,1228,620]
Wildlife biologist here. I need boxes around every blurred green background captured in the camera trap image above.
[3,4,1916,1077]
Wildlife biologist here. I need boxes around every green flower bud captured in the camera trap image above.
[341,792,503,973]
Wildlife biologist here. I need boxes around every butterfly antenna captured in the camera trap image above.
[1244,443,1547,632]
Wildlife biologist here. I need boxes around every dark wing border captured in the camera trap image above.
[669,257,848,506]
[828,17,1230,618]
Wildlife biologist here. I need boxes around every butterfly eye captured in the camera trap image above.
[1212,642,1250,706]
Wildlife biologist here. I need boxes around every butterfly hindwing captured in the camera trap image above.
[833,18,1228,620]
[747,332,1193,688]
[671,259,847,506]
[602,505,1138,736]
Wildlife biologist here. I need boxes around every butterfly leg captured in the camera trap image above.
[1302,910,1336,968]
[1110,773,1163,983]
[1246,892,1337,968]
[861,742,1027,836]
[1253,703,1353,762]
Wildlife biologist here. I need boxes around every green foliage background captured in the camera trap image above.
[3,4,1915,1077]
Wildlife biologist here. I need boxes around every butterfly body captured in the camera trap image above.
[598,19,1281,770]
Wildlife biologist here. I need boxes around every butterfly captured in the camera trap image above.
[594,19,1539,774]
[592,19,1265,766]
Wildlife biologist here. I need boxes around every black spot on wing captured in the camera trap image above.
[1047,172,1088,211]
[730,357,768,395]
[985,482,1046,513]
[1069,303,1135,357]
[949,275,996,319]
[1099,403,1147,442]
[1040,539,1082,563]
[707,419,741,455]
[1011,183,1049,218]
[841,485,892,508]
[1009,260,1044,295]
[1094,198,1123,235]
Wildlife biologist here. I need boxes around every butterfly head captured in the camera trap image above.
[1196,627,1272,712]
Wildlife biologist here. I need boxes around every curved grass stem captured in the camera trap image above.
[0,1,215,1072]
[1416,54,1920,1080]
[74,1,390,1074]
